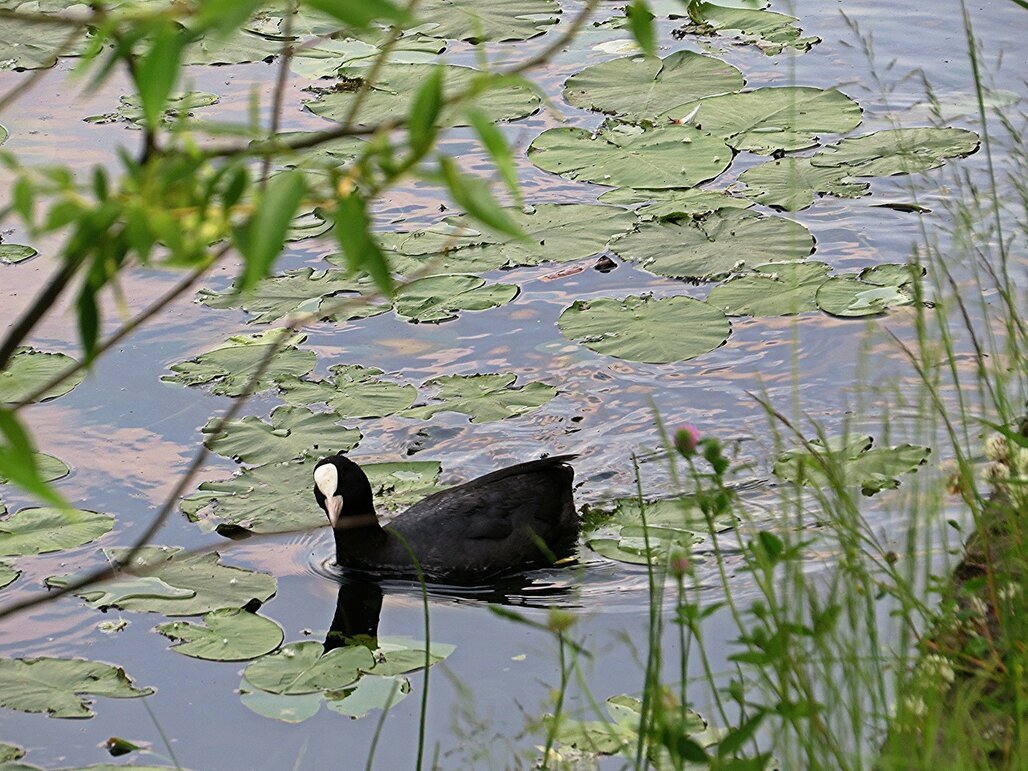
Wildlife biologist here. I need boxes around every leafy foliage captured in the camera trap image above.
[774,435,931,495]
[706,262,831,316]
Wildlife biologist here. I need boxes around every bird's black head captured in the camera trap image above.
[313,454,376,529]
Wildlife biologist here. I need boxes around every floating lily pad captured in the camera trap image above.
[290,34,445,79]
[162,330,316,397]
[0,508,113,557]
[0,452,69,485]
[0,124,7,145]
[598,187,752,218]
[417,0,560,42]
[0,741,22,762]
[203,406,361,466]
[665,87,862,154]
[815,264,920,318]
[84,92,219,127]
[0,17,87,71]
[707,261,831,316]
[587,530,703,565]
[156,609,284,661]
[676,2,819,55]
[285,209,332,242]
[0,656,152,719]
[367,636,456,676]
[305,64,540,128]
[563,50,743,121]
[239,688,323,723]
[403,373,556,423]
[326,675,411,718]
[243,641,374,695]
[393,274,519,323]
[47,547,277,616]
[0,347,86,404]
[612,208,814,281]
[559,295,730,364]
[0,560,19,591]
[182,28,281,66]
[811,127,980,177]
[738,157,869,211]
[773,435,930,495]
[528,122,733,189]
[277,364,417,419]
[0,244,37,265]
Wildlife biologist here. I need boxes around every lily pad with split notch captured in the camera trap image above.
[738,157,869,211]
[84,92,219,128]
[0,656,152,719]
[326,675,411,718]
[598,187,752,219]
[393,274,519,323]
[242,641,373,695]
[0,347,86,404]
[811,127,980,177]
[0,508,114,557]
[203,405,361,466]
[774,435,930,495]
[558,295,730,364]
[416,0,561,43]
[0,561,19,591]
[277,364,417,419]
[674,2,819,55]
[403,373,557,423]
[706,261,831,316]
[815,264,921,318]
[156,608,284,661]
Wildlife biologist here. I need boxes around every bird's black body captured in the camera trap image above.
[313,454,579,583]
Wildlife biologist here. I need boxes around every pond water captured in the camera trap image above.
[0,0,1023,768]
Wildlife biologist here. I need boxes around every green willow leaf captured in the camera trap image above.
[235,171,308,291]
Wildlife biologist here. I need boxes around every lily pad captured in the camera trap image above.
[46,547,277,616]
[285,209,332,242]
[0,741,22,762]
[587,530,702,566]
[393,274,519,323]
[162,330,316,397]
[706,261,831,316]
[675,2,819,55]
[0,17,87,71]
[417,0,560,42]
[558,295,730,364]
[0,508,114,557]
[612,208,814,281]
[665,87,862,154]
[738,157,869,211]
[815,264,919,318]
[811,127,980,177]
[0,656,152,719]
[326,675,411,718]
[0,560,19,591]
[239,688,323,723]
[0,124,7,145]
[0,452,70,485]
[277,364,417,419]
[290,34,445,80]
[156,609,284,661]
[0,244,37,265]
[242,641,374,695]
[528,122,733,189]
[305,64,540,128]
[563,50,743,121]
[203,405,361,466]
[774,435,930,495]
[367,636,456,676]
[403,373,556,423]
[84,92,219,127]
[182,28,281,66]
[598,187,752,219]
[0,347,86,404]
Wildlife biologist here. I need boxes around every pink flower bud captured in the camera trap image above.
[674,425,701,457]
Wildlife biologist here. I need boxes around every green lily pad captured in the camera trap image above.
[182,28,281,66]
[587,531,702,565]
[774,435,930,495]
[243,641,374,695]
[0,452,69,485]
[285,209,332,242]
[368,636,457,676]
[559,295,730,364]
[612,208,814,281]
[0,741,23,762]
[239,687,323,723]
[0,244,37,265]
[156,609,284,661]
[815,265,919,318]
[325,675,411,718]
[290,34,445,79]
[162,330,316,397]
[563,50,743,121]
[0,560,19,591]
[0,124,7,145]
[675,2,819,55]
[0,347,86,404]
[0,17,88,71]
[393,274,519,323]
[738,157,869,211]
[84,92,219,127]
[417,0,560,42]
[706,261,831,316]
[47,546,277,616]
[404,373,556,423]
[0,508,113,557]
[277,364,417,419]
[0,656,152,719]
[598,187,752,219]
[664,87,862,154]
[528,122,733,189]
[305,64,540,128]
[811,127,980,177]
[203,405,361,466]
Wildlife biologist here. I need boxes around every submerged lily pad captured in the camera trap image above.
[277,364,416,419]
[665,86,862,154]
[559,295,730,364]
[203,406,361,466]
[47,547,277,616]
[0,244,37,264]
[738,157,869,211]
[417,0,560,42]
[84,92,219,127]
[528,122,733,189]
[0,656,152,719]
[815,264,920,318]
[156,609,284,661]
[563,50,743,121]
[676,2,819,55]
[393,274,518,323]
[305,64,540,128]
[162,330,316,397]
[243,641,373,695]
[707,262,831,316]
[613,208,814,281]
[0,508,113,557]
[403,373,557,423]
[326,675,411,718]
[811,127,980,177]
[0,561,19,591]
[774,435,930,495]
[0,347,86,404]
[598,187,752,219]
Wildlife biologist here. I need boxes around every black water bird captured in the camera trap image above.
[313,453,579,583]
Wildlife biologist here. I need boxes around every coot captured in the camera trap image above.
[313,453,579,582]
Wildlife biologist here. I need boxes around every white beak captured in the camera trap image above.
[325,495,343,529]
